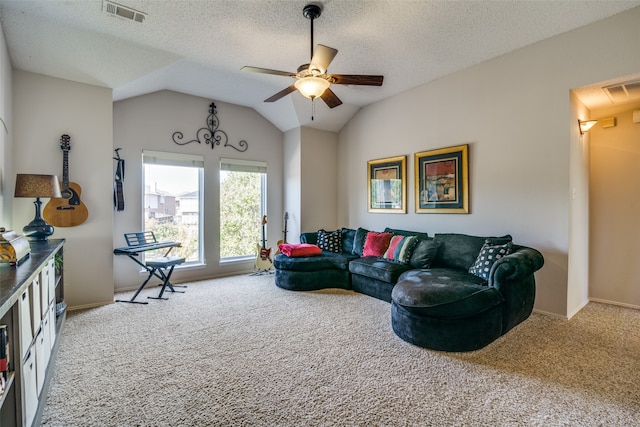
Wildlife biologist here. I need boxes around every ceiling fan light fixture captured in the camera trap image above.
[294,76,330,99]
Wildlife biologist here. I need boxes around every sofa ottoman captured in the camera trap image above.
[391,269,505,352]
[348,257,412,302]
[273,251,358,291]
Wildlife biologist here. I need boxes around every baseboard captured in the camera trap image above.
[532,299,640,321]
[589,297,640,310]
[532,308,568,320]
[113,269,256,294]
[68,300,114,311]
[566,299,590,320]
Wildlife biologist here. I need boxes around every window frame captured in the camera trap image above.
[219,158,267,263]
[142,150,205,267]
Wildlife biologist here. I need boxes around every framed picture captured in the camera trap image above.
[414,144,469,213]
[367,155,407,213]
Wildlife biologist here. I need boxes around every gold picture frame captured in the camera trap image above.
[414,144,469,213]
[367,155,407,213]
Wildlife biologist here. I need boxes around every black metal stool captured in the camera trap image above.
[145,256,186,301]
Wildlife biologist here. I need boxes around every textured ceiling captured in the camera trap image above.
[1,0,639,132]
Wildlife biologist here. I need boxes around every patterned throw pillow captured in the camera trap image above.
[362,232,393,257]
[382,235,419,264]
[317,229,342,253]
[469,241,513,280]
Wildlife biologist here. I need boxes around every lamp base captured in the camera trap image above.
[23,198,55,241]
[23,221,55,241]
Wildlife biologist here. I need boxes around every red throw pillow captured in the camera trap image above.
[362,232,393,257]
[278,243,322,257]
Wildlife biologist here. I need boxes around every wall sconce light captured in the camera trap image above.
[14,174,62,241]
[578,119,598,135]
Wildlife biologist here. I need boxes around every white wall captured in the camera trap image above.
[589,102,640,308]
[567,93,591,318]
[283,127,302,243]
[338,7,640,317]
[0,22,12,227]
[300,127,338,232]
[112,91,283,291]
[12,71,114,309]
[283,126,339,243]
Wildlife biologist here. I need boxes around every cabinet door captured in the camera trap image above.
[48,304,56,350]
[47,259,56,305]
[22,349,38,427]
[18,289,32,360]
[40,270,49,320]
[42,313,51,368]
[35,330,46,395]
[31,277,42,334]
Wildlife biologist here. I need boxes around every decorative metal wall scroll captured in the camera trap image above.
[172,102,248,152]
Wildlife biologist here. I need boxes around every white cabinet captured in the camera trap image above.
[0,240,65,427]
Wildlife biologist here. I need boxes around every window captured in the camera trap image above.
[220,158,267,261]
[143,151,204,265]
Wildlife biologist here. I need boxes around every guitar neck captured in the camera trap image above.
[282,212,288,243]
[62,150,70,189]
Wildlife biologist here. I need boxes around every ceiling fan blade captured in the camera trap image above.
[320,88,343,108]
[264,85,297,103]
[329,74,384,86]
[309,44,338,74]
[242,66,296,77]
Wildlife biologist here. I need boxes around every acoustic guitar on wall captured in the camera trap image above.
[255,215,273,271]
[43,134,89,227]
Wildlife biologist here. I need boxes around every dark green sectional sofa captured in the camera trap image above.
[273,227,544,352]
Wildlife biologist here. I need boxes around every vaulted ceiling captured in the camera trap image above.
[1,0,639,132]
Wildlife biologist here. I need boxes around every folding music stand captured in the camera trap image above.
[114,231,186,304]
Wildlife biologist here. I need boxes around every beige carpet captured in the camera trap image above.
[42,274,640,426]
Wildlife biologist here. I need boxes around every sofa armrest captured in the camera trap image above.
[489,246,544,287]
[489,246,544,333]
[300,232,318,245]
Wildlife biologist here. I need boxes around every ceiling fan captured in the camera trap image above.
[241,4,384,109]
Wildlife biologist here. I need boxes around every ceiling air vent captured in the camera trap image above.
[603,79,640,104]
[103,1,146,23]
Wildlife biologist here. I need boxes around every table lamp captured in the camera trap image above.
[14,174,62,241]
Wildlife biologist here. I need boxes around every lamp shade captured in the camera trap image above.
[15,174,62,198]
[578,119,598,135]
[294,76,330,99]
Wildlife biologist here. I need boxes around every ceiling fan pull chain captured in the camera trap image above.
[311,97,315,121]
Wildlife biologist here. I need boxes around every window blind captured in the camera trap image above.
[143,150,204,168]
[220,158,267,174]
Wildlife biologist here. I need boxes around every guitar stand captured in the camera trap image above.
[250,268,274,276]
